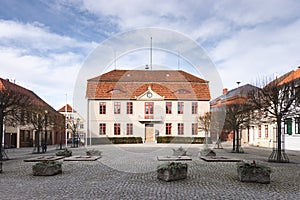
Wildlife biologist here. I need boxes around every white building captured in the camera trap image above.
[248,68,300,151]
[58,104,85,143]
[86,69,211,144]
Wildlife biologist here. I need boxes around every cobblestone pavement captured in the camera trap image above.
[1,143,300,200]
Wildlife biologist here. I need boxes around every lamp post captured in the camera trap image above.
[76,118,80,147]
[236,81,241,153]
[43,110,48,153]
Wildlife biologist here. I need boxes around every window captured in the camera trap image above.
[127,102,133,114]
[192,123,198,135]
[258,125,261,138]
[284,118,292,135]
[178,102,184,114]
[114,123,121,135]
[176,89,190,94]
[178,123,184,135]
[192,102,198,114]
[166,123,172,135]
[166,102,172,114]
[114,102,121,114]
[295,118,300,134]
[99,123,106,135]
[127,123,133,135]
[265,125,268,138]
[80,124,84,129]
[145,102,154,114]
[99,102,106,114]
[145,102,154,118]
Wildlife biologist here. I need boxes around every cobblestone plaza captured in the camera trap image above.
[1,143,300,199]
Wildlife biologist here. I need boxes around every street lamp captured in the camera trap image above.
[43,110,48,153]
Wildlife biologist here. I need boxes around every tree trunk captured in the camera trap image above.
[236,128,240,153]
[35,130,40,153]
[0,112,4,173]
[232,130,236,151]
[277,118,282,162]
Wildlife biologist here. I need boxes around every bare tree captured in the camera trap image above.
[224,102,251,153]
[0,87,31,173]
[26,106,50,153]
[67,117,80,147]
[53,112,65,150]
[248,77,300,162]
[198,112,211,146]
[210,107,226,149]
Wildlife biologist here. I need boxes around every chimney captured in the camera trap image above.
[223,88,228,95]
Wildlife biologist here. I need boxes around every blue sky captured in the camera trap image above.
[1,0,300,110]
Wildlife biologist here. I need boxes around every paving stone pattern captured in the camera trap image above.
[1,143,300,199]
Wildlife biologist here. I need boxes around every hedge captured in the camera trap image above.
[157,136,208,144]
[88,137,143,145]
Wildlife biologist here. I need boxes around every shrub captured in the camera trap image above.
[237,161,271,175]
[56,148,72,157]
[157,136,205,144]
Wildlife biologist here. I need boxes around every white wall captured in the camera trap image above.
[88,99,210,139]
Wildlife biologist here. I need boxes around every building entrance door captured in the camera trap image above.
[145,124,154,142]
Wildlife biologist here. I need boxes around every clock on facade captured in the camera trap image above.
[147,92,153,98]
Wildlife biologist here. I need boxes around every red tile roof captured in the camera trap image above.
[86,70,210,100]
[58,104,75,112]
[0,78,59,114]
[279,68,300,85]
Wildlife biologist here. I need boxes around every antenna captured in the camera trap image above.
[236,81,241,87]
[150,37,152,70]
[177,51,180,70]
[114,50,117,70]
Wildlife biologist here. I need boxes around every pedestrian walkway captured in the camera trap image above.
[1,143,300,199]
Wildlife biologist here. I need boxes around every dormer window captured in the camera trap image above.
[176,89,190,94]
[109,89,121,94]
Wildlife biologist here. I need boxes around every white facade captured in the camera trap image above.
[87,87,209,143]
[282,117,300,150]
[58,105,85,142]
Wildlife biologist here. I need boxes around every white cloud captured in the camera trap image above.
[211,17,300,90]
[2,0,300,106]
[0,20,95,52]
[0,20,96,109]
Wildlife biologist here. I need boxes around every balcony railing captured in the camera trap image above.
[138,115,164,122]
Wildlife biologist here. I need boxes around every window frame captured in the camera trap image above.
[114,102,121,114]
[192,102,198,114]
[166,102,172,114]
[192,123,198,135]
[178,102,184,114]
[178,123,184,135]
[126,123,133,135]
[166,123,172,135]
[99,123,106,135]
[114,123,121,135]
[99,102,106,114]
[127,102,133,114]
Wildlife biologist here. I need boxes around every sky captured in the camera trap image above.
[1,0,300,111]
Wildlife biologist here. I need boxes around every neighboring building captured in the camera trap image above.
[245,69,300,150]
[58,104,85,143]
[1,78,64,148]
[270,68,300,150]
[86,69,211,144]
[210,84,259,144]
